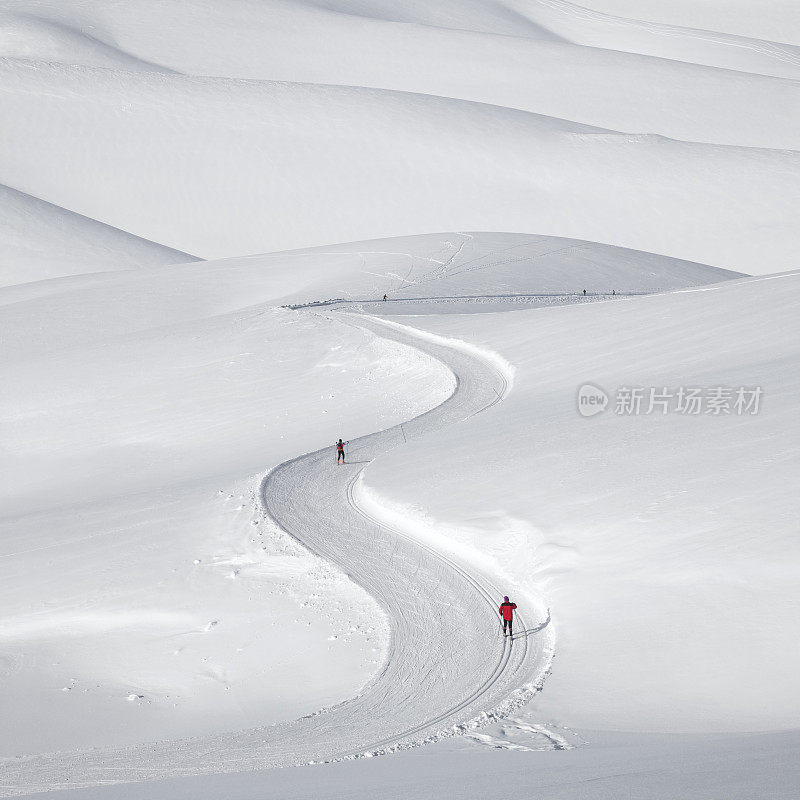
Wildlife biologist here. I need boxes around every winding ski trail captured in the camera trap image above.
[0,312,552,796]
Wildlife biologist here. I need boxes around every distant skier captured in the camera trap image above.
[499,596,517,637]
[383,294,387,301]
[583,288,586,296]
[336,439,347,464]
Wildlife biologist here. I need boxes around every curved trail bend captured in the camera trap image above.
[0,312,552,796]
[261,313,552,758]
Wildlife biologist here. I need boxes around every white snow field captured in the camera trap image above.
[0,243,464,758]
[1,2,799,270]
[1,307,554,792]
[1,0,798,797]
[1,231,796,799]
[0,185,197,287]
[357,270,800,735]
[571,0,800,45]
[0,235,731,759]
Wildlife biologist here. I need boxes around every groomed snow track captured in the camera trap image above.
[0,312,552,796]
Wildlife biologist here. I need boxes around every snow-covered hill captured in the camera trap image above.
[0,184,197,287]
[358,269,800,734]
[1,1,798,271]
[1,0,797,797]
[2,61,797,273]
[1,233,795,798]
[0,233,741,766]
[0,242,454,755]
[571,0,800,45]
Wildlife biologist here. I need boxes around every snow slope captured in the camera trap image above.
[27,729,800,800]
[0,9,177,73]
[574,0,800,46]
[214,231,745,308]
[0,184,197,287]
[0,240,465,758]
[2,0,798,795]
[0,232,744,792]
[358,270,800,733]
[1,1,797,271]
[0,314,554,793]
[2,62,796,271]
[4,0,794,150]
[2,239,794,800]
[5,0,800,79]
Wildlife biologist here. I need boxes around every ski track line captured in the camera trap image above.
[0,312,553,797]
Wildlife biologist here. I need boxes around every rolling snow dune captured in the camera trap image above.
[506,0,800,77]
[4,0,800,79]
[1,61,797,272]
[0,232,742,780]
[2,0,798,795]
[0,316,553,793]
[0,10,179,73]
[137,29,799,151]
[0,296,454,755]
[358,269,800,733]
[0,232,791,799]
[2,233,736,511]
[5,1,796,150]
[1,0,796,279]
[571,0,800,47]
[194,232,746,308]
[0,184,197,287]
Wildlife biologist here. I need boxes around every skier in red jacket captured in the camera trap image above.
[499,596,517,637]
